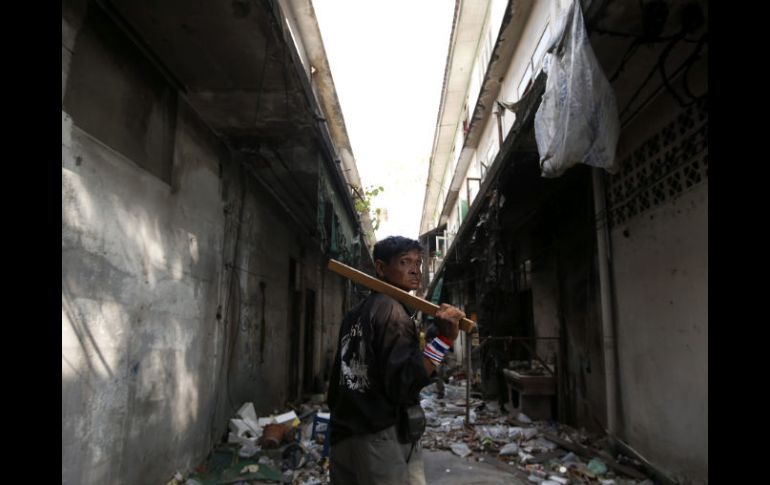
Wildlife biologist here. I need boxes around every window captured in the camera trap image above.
[466,177,481,205]
[63,5,177,184]
[532,24,551,73]
[485,140,497,169]
[459,198,469,223]
[517,63,533,99]
[515,23,550,102]
[477,26,493,87]
[435,233,446,257]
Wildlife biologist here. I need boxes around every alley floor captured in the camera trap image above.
[423,449,530,484]
[179,382,657,485]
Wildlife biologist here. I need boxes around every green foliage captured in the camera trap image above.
[353,184,385,234]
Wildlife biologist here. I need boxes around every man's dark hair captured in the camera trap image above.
[373,236,423,265]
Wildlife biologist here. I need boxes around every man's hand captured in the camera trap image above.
[435,303,465,342]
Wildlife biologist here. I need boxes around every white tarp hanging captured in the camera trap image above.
[534,0,620,178]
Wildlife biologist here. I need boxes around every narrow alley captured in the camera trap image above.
[62,0,707,484]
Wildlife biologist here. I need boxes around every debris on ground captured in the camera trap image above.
[450,443,472,458]
[181,401,330,485]
[419,382,656,484]
[173,380,657,485]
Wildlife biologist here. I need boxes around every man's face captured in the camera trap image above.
[375,249,423,292]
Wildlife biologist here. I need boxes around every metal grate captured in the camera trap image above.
[608,97,708,228]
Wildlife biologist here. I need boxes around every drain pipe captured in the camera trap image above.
[592,168,618,441]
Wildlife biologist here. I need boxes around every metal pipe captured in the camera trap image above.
[465,331,472,426]
[592,168,618,439]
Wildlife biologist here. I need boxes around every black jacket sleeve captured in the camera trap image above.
[370,295,432,405]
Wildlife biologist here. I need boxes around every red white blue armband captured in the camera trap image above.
[423,336,452,367]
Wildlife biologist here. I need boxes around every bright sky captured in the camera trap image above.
[313,0,455,241]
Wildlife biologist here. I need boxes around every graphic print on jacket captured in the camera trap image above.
[339,318,370,392]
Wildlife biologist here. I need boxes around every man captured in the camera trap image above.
[328,236,466,485]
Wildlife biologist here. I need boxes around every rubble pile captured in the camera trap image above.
[420,382,656,485]
[167,384,658,484]
[171,401,331,485]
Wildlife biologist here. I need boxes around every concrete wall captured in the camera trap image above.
[62,5,352,483]
[62,91,231,484]
[318,272,348,385]
[610,92,708,483]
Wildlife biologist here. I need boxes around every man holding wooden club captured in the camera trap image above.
[327,236,466,485]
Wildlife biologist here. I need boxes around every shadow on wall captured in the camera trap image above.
[62,144,220,483]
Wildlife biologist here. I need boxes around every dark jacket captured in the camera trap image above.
[328,292,432,445]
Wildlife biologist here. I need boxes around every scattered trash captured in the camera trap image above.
[527,437,558,452]
[260,423,289,449]
[587,458,608,476]
[518,412,533,423]
[451,416,465,430]
[185,447,284,484]
[421,398,436,410]
[484,401,500,413]
[282,443,308,470]
[229,418,261,440]
[450,443,472,458]
[237,402,258,423]
[275,410,300,427]
[187,382,658,485]
[518,450,535,463]
[561,452,580,463]
[239,464,259,474]
[258,416,275,427]
[238,440,260,458]
[425,411,440,426]
[282,470,295,483]
[165,471,184,485]
[499,443,520,455]
[476,425,510,442]
[527,468,548,479]
[547,475,569,484]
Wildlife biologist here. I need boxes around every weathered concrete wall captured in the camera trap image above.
[62,0,86,100]
[214,152,304,411]
[319,272,348,387]
[62,6,352,483]
[62,97,228,484]
[610,92,708,483]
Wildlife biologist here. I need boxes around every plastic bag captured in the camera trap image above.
[534,0,620,178]
[499,442,520,455]
[450,443,472,458]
